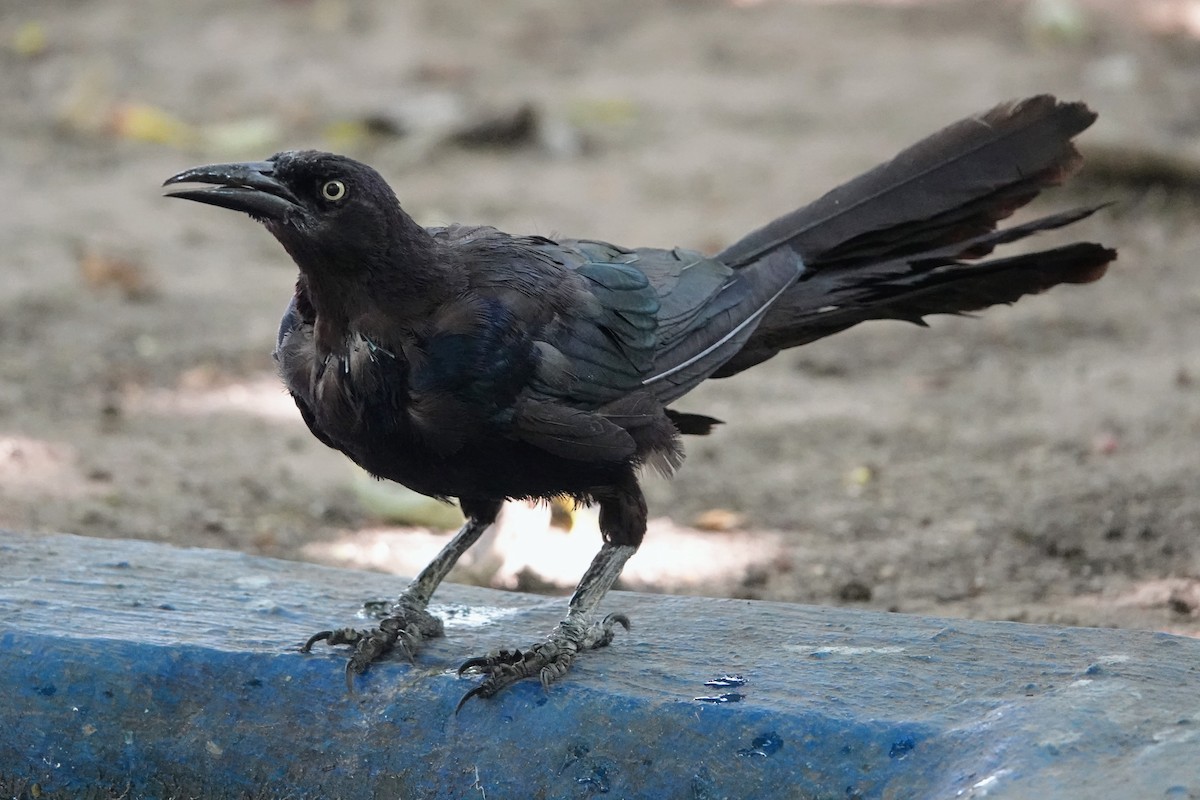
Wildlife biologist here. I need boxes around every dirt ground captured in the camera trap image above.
[2,0,1198,637]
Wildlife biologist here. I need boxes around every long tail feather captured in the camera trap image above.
[719,95,1095,270]
[711,96,1115,378]
[713,238,1112,377]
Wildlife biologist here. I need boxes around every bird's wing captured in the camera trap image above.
[636,246,799,404]
[416,230,798,463]
[521,238,801,407]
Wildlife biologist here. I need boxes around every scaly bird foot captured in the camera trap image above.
[301,596,444,691]
[455,612,630,712]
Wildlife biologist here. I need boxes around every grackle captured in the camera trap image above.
[164,96,1114,708]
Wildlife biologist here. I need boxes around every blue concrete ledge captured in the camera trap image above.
[1,531,1197,799]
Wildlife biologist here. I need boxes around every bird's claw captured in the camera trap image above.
[455,647,526,677]
[455,612,630,712]
[301,598,444,690]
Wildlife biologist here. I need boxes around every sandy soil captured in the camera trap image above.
[1,0,1198,636]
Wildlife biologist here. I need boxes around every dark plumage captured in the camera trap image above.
[164,95,1114,706]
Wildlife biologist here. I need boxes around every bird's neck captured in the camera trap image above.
[290,222,459,357]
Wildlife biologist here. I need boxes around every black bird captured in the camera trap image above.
[164,95,1114,707]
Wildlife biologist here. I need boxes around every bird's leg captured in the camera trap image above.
[303,497,502,689]
[456,543,635,710]
[456,481,645,709]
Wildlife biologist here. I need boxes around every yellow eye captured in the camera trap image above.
[321,180,347,201]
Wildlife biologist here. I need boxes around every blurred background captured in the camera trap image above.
[1,0,1197,633]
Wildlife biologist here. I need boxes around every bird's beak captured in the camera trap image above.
[163,161,301,221]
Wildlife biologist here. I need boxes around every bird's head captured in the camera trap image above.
[164,151,418,277]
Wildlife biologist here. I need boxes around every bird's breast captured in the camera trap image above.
[278,324,409,433]
[274,318,626,500]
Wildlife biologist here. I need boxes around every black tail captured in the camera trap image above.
[712,95,1115,378]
